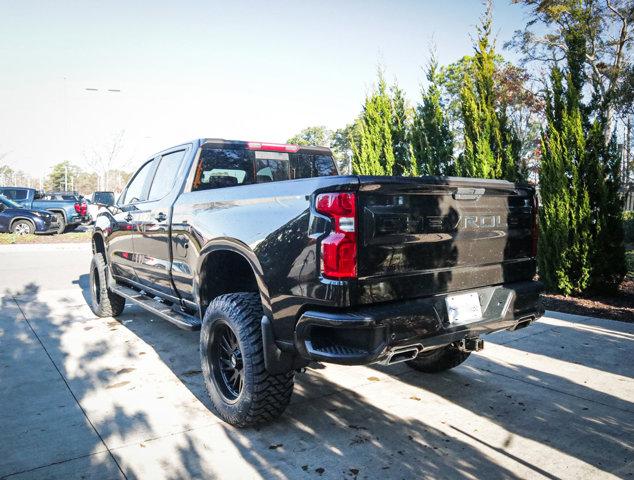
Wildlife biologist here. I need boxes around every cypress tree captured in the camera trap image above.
[538,68,592,294]
[541,89,597,295]
[411,57,454,176]
[456,1,522,181]
[586,124,626,291]
[351,71,395,175]
[390,83,414,176]
[539,11,626,295]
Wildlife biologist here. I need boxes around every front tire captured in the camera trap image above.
[11,219,34,235]
[200,293,294,427]
[406,344,471,373]
[89,253,125,317]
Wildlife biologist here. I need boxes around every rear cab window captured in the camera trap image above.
[191,143,337,191]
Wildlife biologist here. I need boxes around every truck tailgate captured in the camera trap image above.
[355,176,536,304]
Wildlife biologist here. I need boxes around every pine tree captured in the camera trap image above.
[351,71,395,176]
[456,1,522,181]
[411,57,454,176]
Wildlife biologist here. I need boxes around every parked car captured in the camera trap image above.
[89,138,543,427]
[0,187,83,234]
[86,191,115,224]
[0,194,58,235]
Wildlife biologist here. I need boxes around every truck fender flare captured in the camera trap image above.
[196,239,272,318]
[92,231,107,257]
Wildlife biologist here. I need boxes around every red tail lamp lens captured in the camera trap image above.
[316,192,357,279]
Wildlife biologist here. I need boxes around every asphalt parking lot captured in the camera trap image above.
[1,243,633,479]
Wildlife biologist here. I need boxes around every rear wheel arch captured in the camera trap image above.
[197,245,270,318]
[48,209,67,222]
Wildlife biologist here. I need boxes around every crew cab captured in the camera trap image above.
[0,187,83,234]
[89,138,543,427]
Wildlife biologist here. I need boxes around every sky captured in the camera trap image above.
[0,0,533,177]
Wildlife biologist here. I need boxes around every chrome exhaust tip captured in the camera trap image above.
[383,345,421,365]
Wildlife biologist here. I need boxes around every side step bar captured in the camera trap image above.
[111,284,202,331]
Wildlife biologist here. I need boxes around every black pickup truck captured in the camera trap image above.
[89,138,543,427]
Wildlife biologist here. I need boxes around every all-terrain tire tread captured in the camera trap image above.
[200,292,294,427]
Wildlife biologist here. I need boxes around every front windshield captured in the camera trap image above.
[0,195,21,209]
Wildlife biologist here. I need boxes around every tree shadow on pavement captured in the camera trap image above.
[372,339,634,478]
[489,313,634,378]
[1,284,136,479]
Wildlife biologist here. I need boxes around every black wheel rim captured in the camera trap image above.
[92,266,101,304]
[210,321,244,402]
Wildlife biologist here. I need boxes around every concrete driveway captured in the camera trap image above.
[1,243,633,479]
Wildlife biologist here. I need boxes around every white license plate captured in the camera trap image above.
[445,292,483,324]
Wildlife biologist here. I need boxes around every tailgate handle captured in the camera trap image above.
[453,187,485,201]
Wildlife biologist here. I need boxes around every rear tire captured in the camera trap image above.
[11,219,34,235]
[53,213,66,235]
[200,292,294,427]
[406,344,471,373]
[89,253,125,317]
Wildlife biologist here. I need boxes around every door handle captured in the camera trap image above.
[155,212,167,222]
[125,213,133,222]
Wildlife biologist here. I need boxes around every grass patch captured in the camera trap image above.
[0,231,91,244]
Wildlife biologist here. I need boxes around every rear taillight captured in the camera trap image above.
[81,203,87,216]
[74,203,81,213]
[315,192,357,279]
[531,194,539,257]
